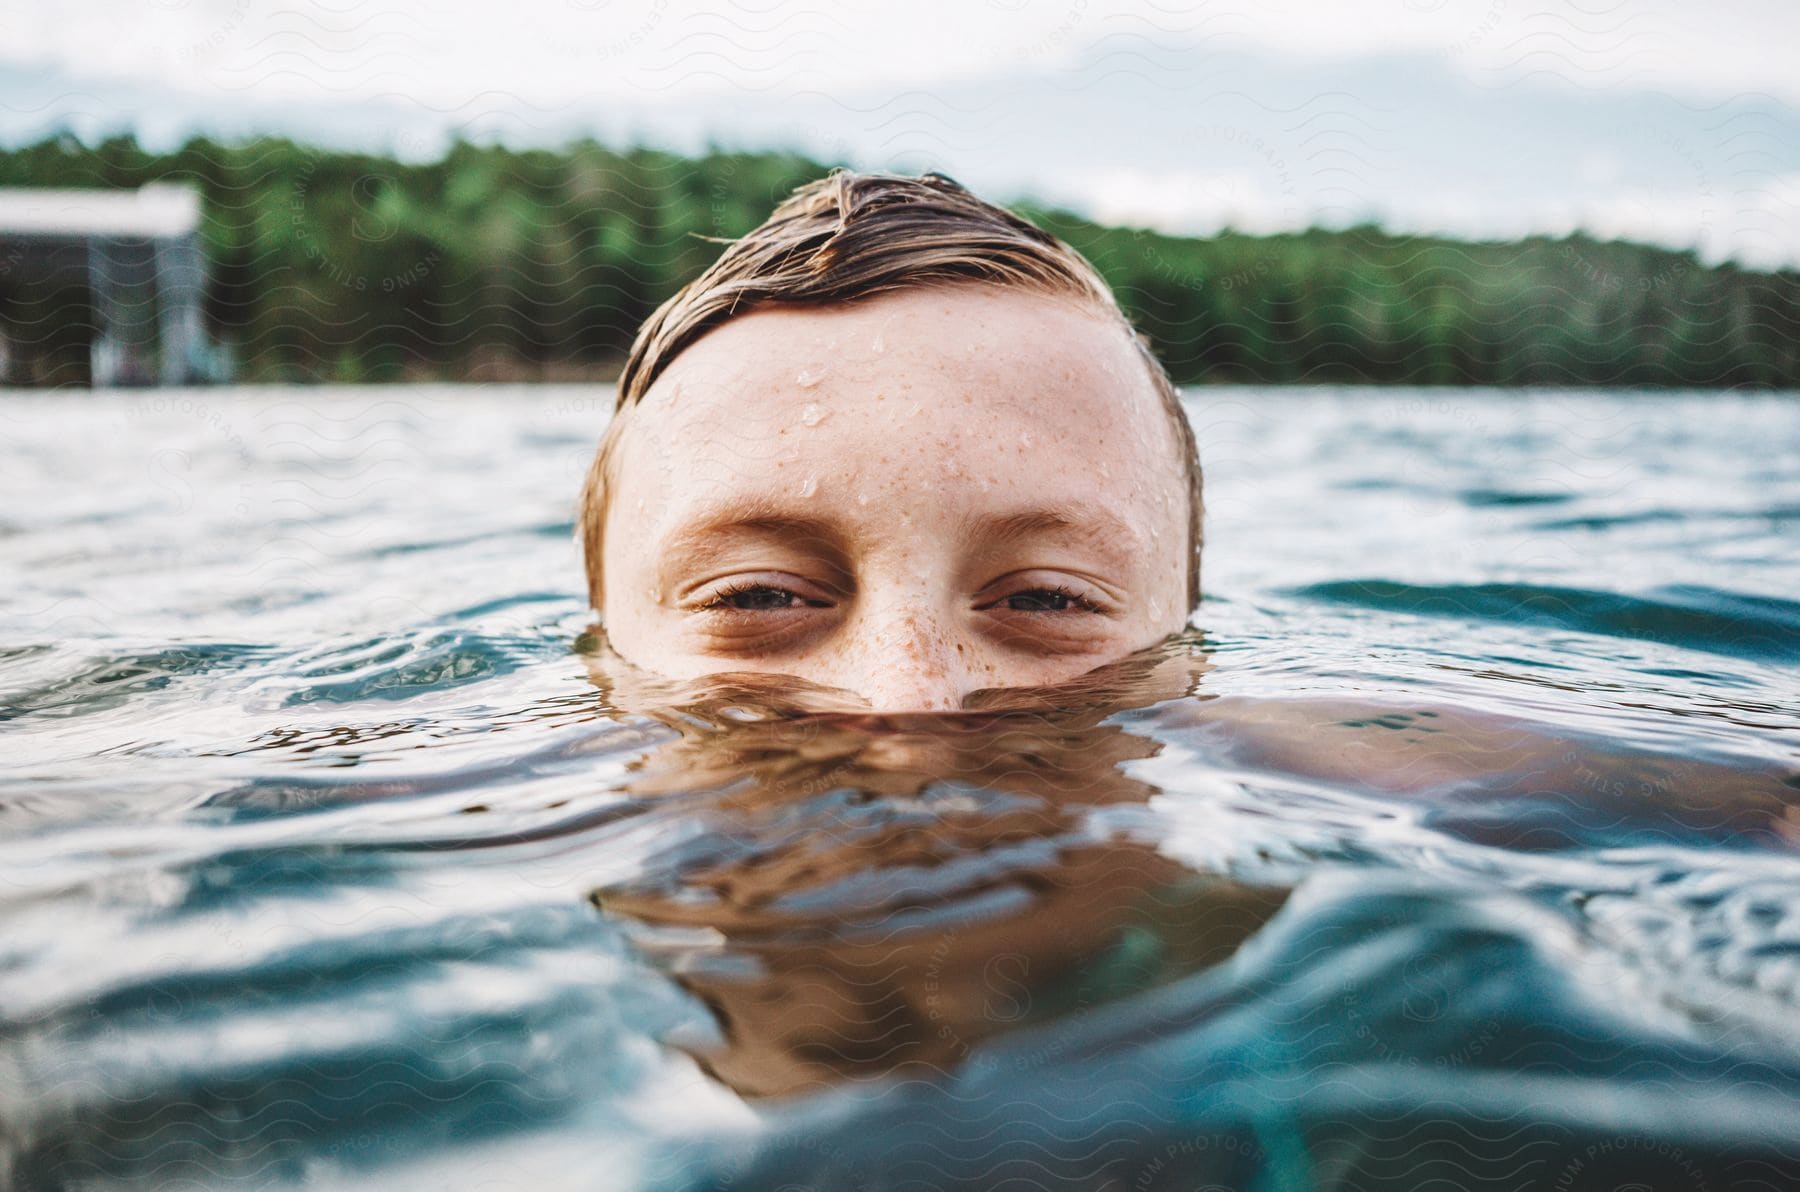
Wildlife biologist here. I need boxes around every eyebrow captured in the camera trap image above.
[657,500,844,561]
[965,505,1140,560]
[655,496,1141,585]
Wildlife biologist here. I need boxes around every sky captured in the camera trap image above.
[3,0,1797,266]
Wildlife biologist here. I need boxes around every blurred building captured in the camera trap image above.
[0,181,231,386]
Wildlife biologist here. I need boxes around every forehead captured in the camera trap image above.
[612,284,1182,530]
[649,285,1163,441]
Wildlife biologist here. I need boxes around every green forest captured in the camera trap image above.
[2,132,1797,387]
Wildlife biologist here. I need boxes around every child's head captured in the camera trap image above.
[579,169,1203,712]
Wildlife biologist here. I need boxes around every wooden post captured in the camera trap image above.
[156,233,205,385]
[87,235,159,387]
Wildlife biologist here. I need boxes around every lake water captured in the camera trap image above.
[3,385,1798,1191]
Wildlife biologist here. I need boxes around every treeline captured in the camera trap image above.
[2,131,1797,387]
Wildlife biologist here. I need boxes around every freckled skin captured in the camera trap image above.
[598,285,1191,712]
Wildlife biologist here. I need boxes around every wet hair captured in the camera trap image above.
[578,167,1203,614]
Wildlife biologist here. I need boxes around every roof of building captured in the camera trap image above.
[0,182,201,240]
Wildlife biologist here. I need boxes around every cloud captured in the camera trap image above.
[4,1,1797,265]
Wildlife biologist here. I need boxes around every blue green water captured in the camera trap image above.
[2,386,1798,1190]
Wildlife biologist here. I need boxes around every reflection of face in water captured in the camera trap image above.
[578,618,1800,1101]
[582,628,1291,1100]
[591,285,1196,714]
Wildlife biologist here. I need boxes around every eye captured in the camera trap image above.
[992,585,1106,614]
[700,581,828,613]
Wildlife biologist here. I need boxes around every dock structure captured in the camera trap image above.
[0,182,227,386]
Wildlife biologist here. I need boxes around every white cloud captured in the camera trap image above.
[3,0,1796,109]
[1048,167,1310,237]
[4,1,1796,264]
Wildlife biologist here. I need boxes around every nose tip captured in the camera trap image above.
[849,638,973,714]
[855,676,965,715]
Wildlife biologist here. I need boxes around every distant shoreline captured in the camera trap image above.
[3,134,1797,390]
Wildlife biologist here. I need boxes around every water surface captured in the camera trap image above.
[2,386,1798,1190]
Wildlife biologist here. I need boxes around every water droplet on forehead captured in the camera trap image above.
[800,403,829,427]
[796,368,824,389]
[798,475,818,498]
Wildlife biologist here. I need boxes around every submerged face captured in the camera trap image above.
[596,283,1192,712]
